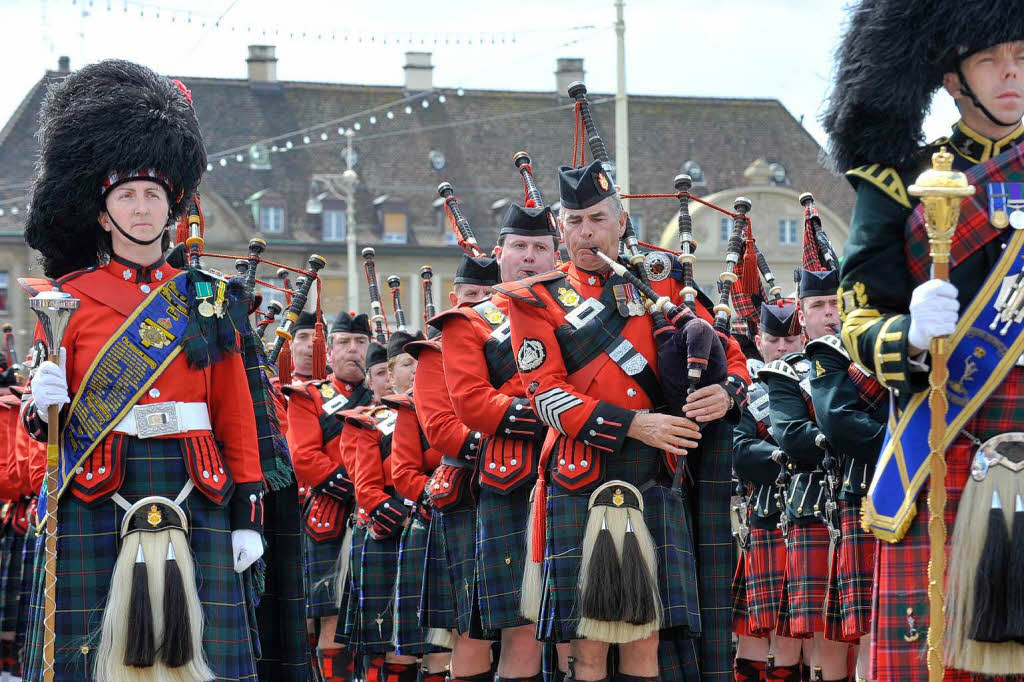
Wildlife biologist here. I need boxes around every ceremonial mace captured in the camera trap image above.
[907,147,975,682]
[29,290,80,682]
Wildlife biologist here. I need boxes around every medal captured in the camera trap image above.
[195,281,215,318]
[988,182,1024,229]
[614,283,645,317]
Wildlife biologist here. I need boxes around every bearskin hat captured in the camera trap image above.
[822,0,1024,173]
[25,59,206,278]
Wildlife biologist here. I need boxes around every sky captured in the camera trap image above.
[0,0,959,152]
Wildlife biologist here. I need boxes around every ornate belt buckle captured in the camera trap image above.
[133,402,180,439]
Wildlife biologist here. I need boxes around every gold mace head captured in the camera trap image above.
[907,147,976,256]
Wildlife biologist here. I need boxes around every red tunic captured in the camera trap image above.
[350,405,399,515]
[501,262,749,488]
[389,390,442,503]
[23,258,263,490]
[286,375,362,490]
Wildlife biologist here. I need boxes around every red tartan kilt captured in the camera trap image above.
[778,521,830,637]
[871,438,976,681]
[835,499,875,640]
[731,550,749,637]
[745,525,786,636]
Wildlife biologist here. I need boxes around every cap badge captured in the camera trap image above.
[596,171,610,192]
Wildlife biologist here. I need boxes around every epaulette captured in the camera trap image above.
[404,337,441,360]
[805,334,850,361]
[845,163,911,209]
[381,393,415,411]
[17,266,95,296]
[343,410,377,430]
[757,358,800,382]
[492,270,564,308]
[428,306,476,331]
[279,378,328,399]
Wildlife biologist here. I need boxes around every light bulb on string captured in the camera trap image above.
[207,163,214,171]
[457,88,465,96]
[321,132,328,140]
[303,135,310,144]
[219,158,227,166]
[369,116,377,124]
[404,105,412,114]
[286,140,293,149]
[337,127,345,135]
[421,99,429,108]
[438,94,446,103]
[235,153,244,162]
[386,111,394,119]
[271,145,279,152]
[354,122,361,130]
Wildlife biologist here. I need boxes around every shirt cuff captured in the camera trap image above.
[230,481,266,534]
[578,402,635,455]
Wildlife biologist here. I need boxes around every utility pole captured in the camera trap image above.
[615,0,630,213]
[343,129,359,312]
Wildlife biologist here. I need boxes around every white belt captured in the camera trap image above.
[112,401,212,438]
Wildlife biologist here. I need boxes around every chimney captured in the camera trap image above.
[247,45,277,83]
[404,52,433,91]
[57,56,70,74]
[555,58,585,96]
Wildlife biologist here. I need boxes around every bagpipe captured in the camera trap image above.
[420,265,437,332]
[437,182,486,258]
[173,193,330,384]
[362,247,390,344]
[387,275,408,332]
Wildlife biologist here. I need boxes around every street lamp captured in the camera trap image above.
[342,129,359,313]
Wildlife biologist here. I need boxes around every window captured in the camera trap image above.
[443,231,458,245]
[779,219,798,244]
[322,209,347,242]
[720,217,731,242]
[383,212,408,244]
[260,205,285,233]
[0,272,7,313]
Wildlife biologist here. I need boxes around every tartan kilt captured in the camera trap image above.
[340,524,367,649]
[354,530,400,651]
[688,419,737,682]
[777,520,830,638]
[393,514,436,656]
[745,525,786,637]
[302,501,351,620]
[872,438,981,682]
[823,498,875,641]
[22,436,258,682]
[418,513,455,631]
[730,550,748,636]
[476,485,532,630]
[15,522,37,663]
[0,530,26,632]
[438,504,479,636]
[537,440,701,643]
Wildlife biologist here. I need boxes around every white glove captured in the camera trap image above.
[32,348,69,423]
[908,280,960,351]
[231,529,264,573]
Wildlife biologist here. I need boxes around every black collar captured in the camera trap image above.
[110,253,167,284]
[948,120,1024,164]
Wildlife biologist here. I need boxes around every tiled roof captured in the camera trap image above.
[0,69,853,250]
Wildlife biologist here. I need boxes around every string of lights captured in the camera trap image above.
[68,0,597,47]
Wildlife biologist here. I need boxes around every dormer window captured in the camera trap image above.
[322,200,347,242]
[246,189,287,235]
[681,160,705,186]
[260,204,285,233]
[374,195,409,244]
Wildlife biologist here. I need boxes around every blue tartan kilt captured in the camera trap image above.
[302,503,351,620]
[393,515,437,656]
[354,530,400,651]
[23,436,258,682]
[538,440,701,644]
[0,529,26,632]
[418,513,455,631]
[476,485,532,631]
[340,524,367,649]
[438,504,479,636]
[16,523,37,663]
